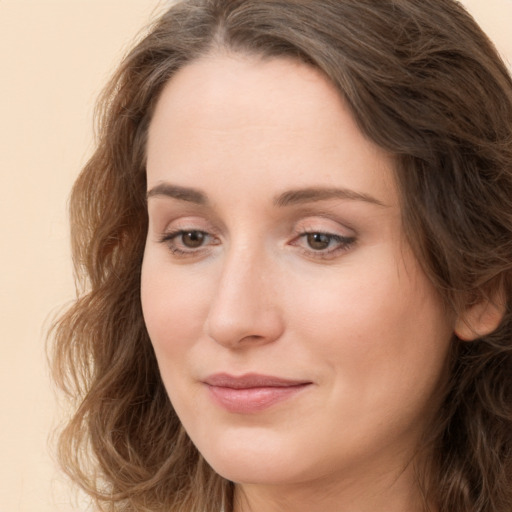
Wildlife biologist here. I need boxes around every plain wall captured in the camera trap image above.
[0,2,166,511]
[0,1,511,511]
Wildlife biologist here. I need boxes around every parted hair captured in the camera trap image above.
[51,1,512,511]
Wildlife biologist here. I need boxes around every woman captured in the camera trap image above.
[51,1,512,511]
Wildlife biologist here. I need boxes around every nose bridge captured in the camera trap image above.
[205,239,283,348]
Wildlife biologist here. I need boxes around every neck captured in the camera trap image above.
[233,458,434,512]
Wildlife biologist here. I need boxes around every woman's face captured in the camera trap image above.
[142,54,454,493]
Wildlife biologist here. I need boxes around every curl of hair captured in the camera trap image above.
[51,1,512,511]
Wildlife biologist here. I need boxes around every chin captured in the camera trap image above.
[194,427,312,485]
[208,456,305,486]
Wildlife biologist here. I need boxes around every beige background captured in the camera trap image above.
[0,1,511,511]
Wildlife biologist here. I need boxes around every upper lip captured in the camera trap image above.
[203,373,311,389]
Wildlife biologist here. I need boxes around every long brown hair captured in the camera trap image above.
[51,1,512,511]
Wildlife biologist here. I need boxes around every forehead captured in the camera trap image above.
[150,53,342,131]
[146,53,397,207]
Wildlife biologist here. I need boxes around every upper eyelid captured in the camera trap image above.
[155,216,218,234]
[292,218,356,237]
[154,213,356,239]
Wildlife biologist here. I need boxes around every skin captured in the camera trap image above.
[141,53,456,512]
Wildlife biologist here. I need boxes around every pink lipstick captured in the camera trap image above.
[203,373,312,413]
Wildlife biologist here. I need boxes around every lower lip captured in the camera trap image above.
[206,384,310,414]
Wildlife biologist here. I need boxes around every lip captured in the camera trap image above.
[203,373,312,414]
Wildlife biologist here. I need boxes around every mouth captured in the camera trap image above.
[203,373,312,413]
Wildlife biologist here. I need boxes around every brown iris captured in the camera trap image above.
[306,233,332,250]
[181,231,206,248]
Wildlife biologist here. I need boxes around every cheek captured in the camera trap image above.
[289,253,453,409]
[140,252,210,362]
[140,253,216,423]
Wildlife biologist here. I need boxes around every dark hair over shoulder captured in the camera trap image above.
[51,1,512,511]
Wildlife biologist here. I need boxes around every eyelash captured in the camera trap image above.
[159,229,219,257]
[293,231,356,259]
[158,229,356,260]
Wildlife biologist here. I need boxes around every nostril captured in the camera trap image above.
[205,303,284,349]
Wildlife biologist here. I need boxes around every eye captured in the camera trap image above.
[292,231,356,259]
[159,229,218,256]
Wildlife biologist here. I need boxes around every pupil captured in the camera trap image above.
[307,233,330,250]
[182,231,204,248]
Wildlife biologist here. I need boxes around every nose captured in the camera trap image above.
[205,246,285,349]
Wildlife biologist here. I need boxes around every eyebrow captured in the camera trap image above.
[147,183,208,205]
[146,183,387,208]
[273,187,387,208]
